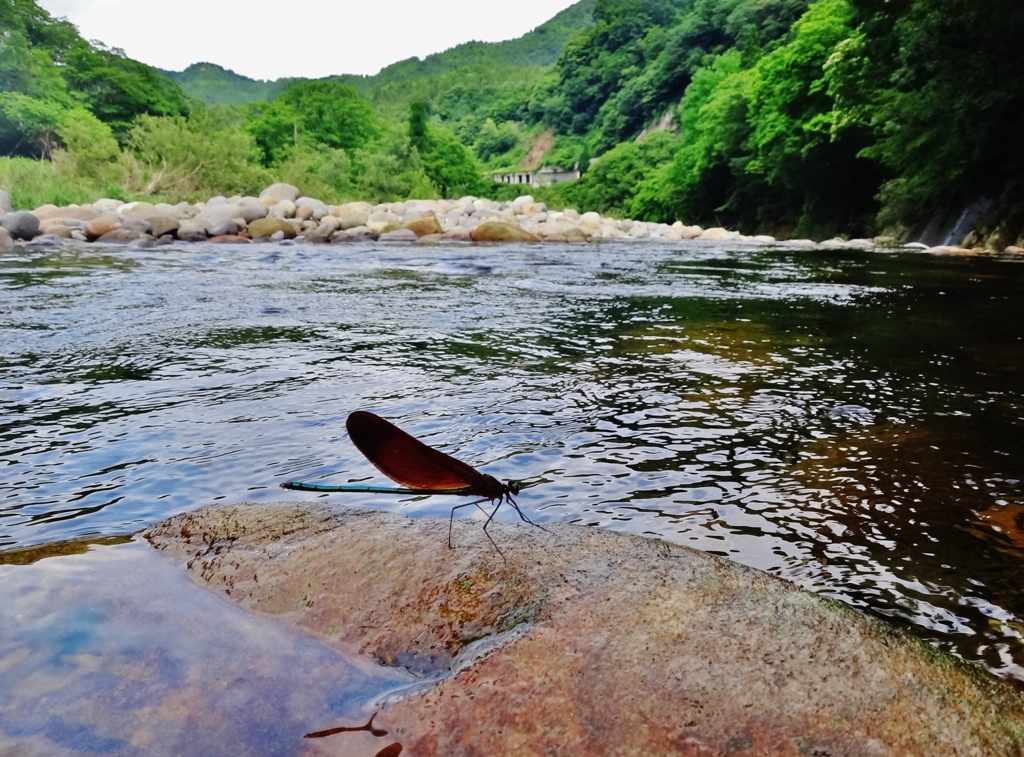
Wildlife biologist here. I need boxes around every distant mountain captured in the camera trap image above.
[160,0,596,106]
[157,64,294,107]
[351,0,596,86]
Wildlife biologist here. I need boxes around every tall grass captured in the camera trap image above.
[0,157,121,210]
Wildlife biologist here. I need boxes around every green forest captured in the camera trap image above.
[1,0,1022,240]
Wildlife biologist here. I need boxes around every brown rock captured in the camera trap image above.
[295,205,315,222]
[247,217,298,240]
[31,203,59,219]
[148,214,180,238]
[338,211,368,230]
[0,227,13,250]
[124,207,180,238]
[39,221,72,239]
[469,222,540,243]
[403,213,443,237]
[207,235,251,244]
[33,205,99,222]
[417,233,443,244]
[85,216,121,240]
[145,503,1024,757]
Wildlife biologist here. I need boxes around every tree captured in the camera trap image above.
[408,100,429,155]
[0,0,190,148]
[278,80,377,151]
[124,111,268,200]
[0,92,64,158]
[842,0,1024,228]
[352,126,435,204]
[744,0,878,233]
[473,118,520,163]
[421,127,483,198]
[567,129,677,216]
[53,107,122,184]
[62,43,191,137]
[637,51,754,225]
[245,99,301,165]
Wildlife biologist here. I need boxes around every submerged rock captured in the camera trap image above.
[145,503,1024,757]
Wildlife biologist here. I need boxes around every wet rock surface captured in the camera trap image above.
[145,502,1024,757]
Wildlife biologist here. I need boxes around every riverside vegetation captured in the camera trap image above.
[1,0,1022,248]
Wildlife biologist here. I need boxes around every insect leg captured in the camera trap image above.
[481,498,507,563]
[448,498,490,549]
[506,494,554,536]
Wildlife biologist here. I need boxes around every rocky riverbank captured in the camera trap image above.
[3,183,1012,254]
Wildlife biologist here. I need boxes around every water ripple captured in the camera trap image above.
[2,241,1024,682]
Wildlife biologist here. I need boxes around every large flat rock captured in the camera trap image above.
[144,503,1024,756]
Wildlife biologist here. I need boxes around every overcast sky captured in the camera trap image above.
[36,0,580,79]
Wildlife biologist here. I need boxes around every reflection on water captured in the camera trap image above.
[2,241,1024,682]
[0,540,415,754]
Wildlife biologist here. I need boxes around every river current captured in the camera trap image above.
[3,240,1024,682]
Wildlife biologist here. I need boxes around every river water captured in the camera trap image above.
[3,240,1024,683]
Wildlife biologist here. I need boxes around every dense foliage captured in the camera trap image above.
[3,0,1022,240]
[531,0,1023,238]
[156,63,293,107]
[0,0,190,158]
[842,0,1024,231]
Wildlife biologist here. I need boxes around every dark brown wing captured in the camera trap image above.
[346,410,484,493]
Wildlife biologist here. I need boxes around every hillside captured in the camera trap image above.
[4,0,1022,247]
[161,0,596,107]
[157,63,294,106]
